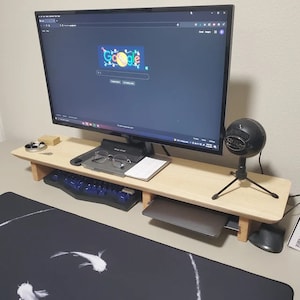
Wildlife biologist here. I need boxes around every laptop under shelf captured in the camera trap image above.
[142,196,230,238]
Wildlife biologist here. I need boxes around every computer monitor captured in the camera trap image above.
[35,5,234,158]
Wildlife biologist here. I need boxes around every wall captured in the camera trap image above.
[0,114,5,142]
[0,0,299,195]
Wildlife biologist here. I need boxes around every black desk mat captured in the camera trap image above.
[0,192,294,299]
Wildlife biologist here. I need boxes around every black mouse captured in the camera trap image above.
[249,223,285,253]
[70,157,83,166]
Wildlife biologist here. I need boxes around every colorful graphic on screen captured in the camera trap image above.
[99,45,145,71]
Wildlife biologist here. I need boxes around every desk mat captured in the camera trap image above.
[0,192,293,299]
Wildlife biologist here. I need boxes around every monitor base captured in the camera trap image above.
[70,138,154,176]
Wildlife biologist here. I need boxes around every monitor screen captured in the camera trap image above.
[35,5,234,155]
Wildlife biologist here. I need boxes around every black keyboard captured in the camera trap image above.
[44,169,141,211]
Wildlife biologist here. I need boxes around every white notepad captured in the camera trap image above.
[125,156,169,181]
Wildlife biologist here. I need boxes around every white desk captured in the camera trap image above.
[2,139,300,299]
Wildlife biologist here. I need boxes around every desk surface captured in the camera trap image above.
[3,139,300,299]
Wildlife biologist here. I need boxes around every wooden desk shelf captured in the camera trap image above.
[11,136,291,242]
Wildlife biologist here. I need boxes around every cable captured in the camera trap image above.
[258,151,264,174]
[283,194,300,217]
[257,152,300,216]
[257,152,300,217]
[161,145,170,157]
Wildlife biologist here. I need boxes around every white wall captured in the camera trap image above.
[1,0,300,195]
[0,114,5,142]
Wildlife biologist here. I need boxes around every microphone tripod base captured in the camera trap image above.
[212,157,279,200]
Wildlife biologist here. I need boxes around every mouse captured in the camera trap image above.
[70,157,82,166]
[249,223,285,253]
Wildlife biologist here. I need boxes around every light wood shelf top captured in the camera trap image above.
[12,136,291,224]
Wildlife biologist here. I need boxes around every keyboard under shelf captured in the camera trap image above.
[43,169,141,211]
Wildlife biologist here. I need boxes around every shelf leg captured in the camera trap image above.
[237,217,252,242]
[142,191,155,208]
[30,162,53,181]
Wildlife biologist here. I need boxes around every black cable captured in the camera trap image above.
[258,151,264,174]
[283,194,300,217]
[257,152,300,217]
[161,145,170,157]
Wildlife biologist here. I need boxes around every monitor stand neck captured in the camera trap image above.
[69,138,153,167]
[101,138,154,162]
[125,136,154,157]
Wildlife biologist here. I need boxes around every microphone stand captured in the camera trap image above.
[212,157,279,200]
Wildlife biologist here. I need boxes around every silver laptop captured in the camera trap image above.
[143,197,229,238]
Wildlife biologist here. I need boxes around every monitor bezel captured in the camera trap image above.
[35,5,234,155]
